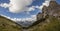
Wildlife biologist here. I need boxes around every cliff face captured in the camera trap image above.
[37,12,43,21]
[31,1,60,31]
[38,1,60,19]
[47,1,60,17]
[28,1,60,30]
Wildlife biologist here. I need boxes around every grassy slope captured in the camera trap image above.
[0,16,22,31]
[27,16,60,31]
[0,16,60,31]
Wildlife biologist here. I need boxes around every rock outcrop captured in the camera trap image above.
[37,12,43,21]
[47,1,60,17]
[37,1,60,20]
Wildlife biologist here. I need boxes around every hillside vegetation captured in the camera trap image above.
[0,16,60,31]
[0,16,22,31]
[0,1,60,31]
[26,16,60,31]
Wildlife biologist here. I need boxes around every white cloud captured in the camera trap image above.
[12,15,36,22]
[0,0,35,13]
[0,0,53,14]
[0,14,36,22]
[0,14,37,27]
[31,15,36,21]
[38,0,51,10]
[38,0,56,10]
[31,0,51,10]
[28,6,35,11]
[0,0,56,13]
[0,3,10,8]
[0,14,11,19]
[25,0,51,11]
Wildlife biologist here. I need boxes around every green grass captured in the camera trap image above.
[0,16,22,31]
[43,17,60,31]
[0,16,60,31]
[27,16,60,31]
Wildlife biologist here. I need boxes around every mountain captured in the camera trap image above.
[0,16,22,31]
[42,1,60,18]
[0,1,60,31]
[25,1,60,31]
[34,0,60,30]
[18,1,60,31]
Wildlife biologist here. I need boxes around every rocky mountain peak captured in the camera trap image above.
[42,1,60,18]
[49,1,58,7]
[37,0,60,20]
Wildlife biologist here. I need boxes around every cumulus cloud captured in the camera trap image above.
[0,0,34,13]
[0,0,56,13]
[28,6,35,11]
[39,0,56,10]
[32,0,54,10]
[23,0,52,11]
[38,0,51,10]
[0,3,10,8]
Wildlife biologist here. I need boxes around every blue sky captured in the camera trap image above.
[0,0,60,18]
